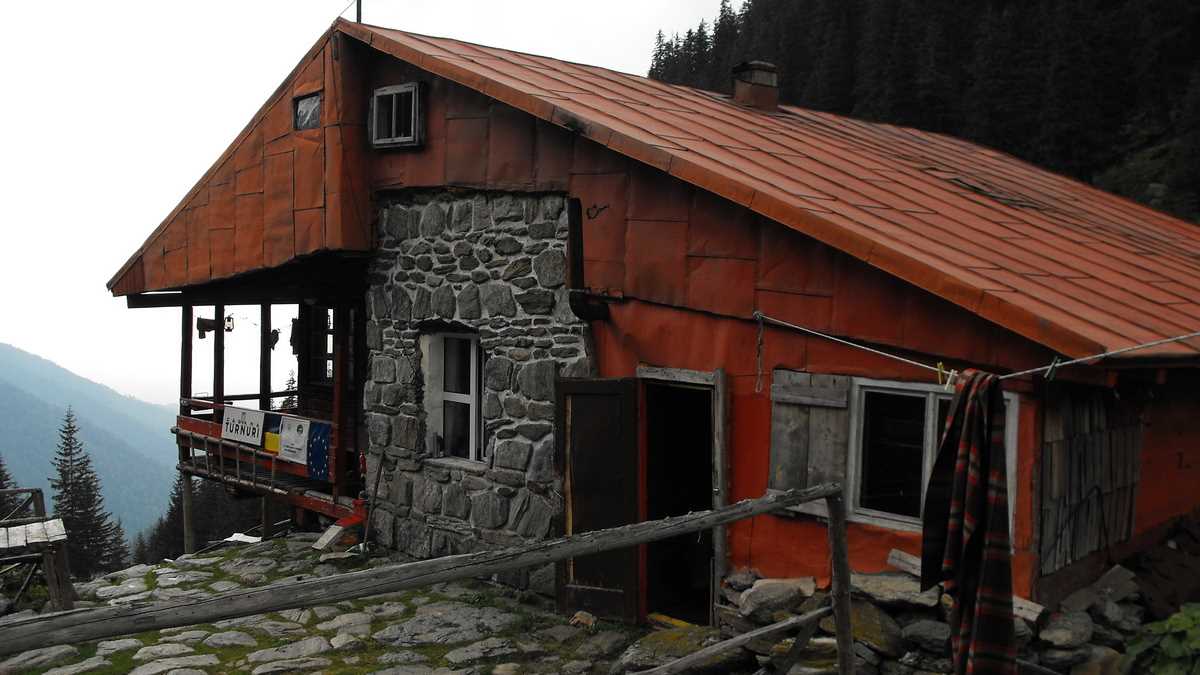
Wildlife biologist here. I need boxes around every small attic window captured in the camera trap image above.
[371,83,422,148]
[294,93,321,131]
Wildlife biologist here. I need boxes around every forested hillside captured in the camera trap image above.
[650,0,1200,223]
[0,343,175,537]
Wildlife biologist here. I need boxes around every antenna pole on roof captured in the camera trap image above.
[355,0,361,22]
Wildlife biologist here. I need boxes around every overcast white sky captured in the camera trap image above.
[0,0,724,405]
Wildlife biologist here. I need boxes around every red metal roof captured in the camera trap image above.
[339,20,1200,360]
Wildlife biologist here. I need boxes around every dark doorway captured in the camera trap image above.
[644,382,714,624]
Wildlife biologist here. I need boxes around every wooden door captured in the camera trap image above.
[555,378,640,622]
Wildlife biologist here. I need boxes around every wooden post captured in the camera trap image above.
[30,490,74,611]
[259,303,271,412]
[711,367,730,625]
[331,304,350,498]
[825,488,854,675]
[641,605,832,675]
[213,304,225,408]
[180,305,196,556]
[260,496,272,540]
[0,486,839,652]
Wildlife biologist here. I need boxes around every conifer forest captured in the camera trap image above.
[649,0,1200,223]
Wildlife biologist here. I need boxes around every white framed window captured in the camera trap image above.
[844,377,1018,533]
[421,333,482,461]
[370,83,422,148]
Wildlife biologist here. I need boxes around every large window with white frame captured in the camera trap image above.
[845,377,1018,532]
[421,332,482,461]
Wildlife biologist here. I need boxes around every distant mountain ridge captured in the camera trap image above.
[0,343,175,537]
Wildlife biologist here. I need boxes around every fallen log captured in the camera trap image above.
[640,605,833,675]
[0,484,840,654]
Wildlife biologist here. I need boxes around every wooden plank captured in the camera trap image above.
[0,486,841,653]
[9,525,27,549]
[636,365,715,386]
[43,519,66,543]
[640,606,833,675]
[769,396,810,491]
[26,522,48,545]
[886,549,922,577]
[771,383,848,408]
[0,527,8,550]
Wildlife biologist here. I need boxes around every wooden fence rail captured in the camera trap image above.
[0,484,854,674]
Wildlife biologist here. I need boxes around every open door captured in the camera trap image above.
[555,378,640,622]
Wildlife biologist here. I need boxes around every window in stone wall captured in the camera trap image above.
[422,332,482,461]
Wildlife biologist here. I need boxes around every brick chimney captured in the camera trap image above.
[732,61,778,111]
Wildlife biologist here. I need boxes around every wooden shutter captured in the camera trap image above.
[768,370,851,514]
[555,378,640,622]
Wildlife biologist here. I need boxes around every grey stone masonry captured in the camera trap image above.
[364,190,591,576]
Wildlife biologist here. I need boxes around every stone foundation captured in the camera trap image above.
[362,189,590,583]
[718,567,1143,673]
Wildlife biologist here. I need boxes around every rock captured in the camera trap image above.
[159,629,209,644]
[1015,617,1035,652]
[173,555,223,567]
[1060,586,1100,613]
[533,249,566,288]
[432,284,456,318]
[278,607,314,624]
[471,491,510,529]
[250,619,308,638]
[209,580,242,593]
[482,284,517,317]
[96,577,148,599]
[726,568,761,592]
[213,612,269,628]
[1041,612,1094,649]
[43,656,110,675]
[203,630,258,648]
[312,605,341,619]
[332,633,364,651]
[247,636,332,663]
[899,650,952,672]
[492,664,521,675]
[771,635,837,671]
[902,620,950,653]
[251,657,332,674]
[1069,645,1121,674]
[484,356,514,391]
[515,289,555,314]
[516,360,557,401]
[106,563,153,580]
[446,637,518,664]
[378,651,432,665]
[819,600,905,658]
[740,578,816,621]
[156,570,212,588]
[364,601,409,618]
[612,626,755,674]
[537,624,582,643]
[570,610,597,629]
[1091,624,1125,649]
[1041,647,1092,670]
[1089,597,1124,628]
[220,556,277,578]
[316,611,373,632]
[1114,603,1144,633]
[133,644,194,661]
[0,645,80,672]
[852,572,941,610]
[576,630,629,658]
[374,601,521,646]
[1093,565,1139,603]
[96,638,144,656]
[128,655,221,675]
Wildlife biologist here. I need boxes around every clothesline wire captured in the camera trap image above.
[751,311,1200,384]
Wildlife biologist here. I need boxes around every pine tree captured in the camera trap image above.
[104,520,130,571]
[50,408,122,578]
[0,451,17,517]
[132,532,149,564]
[280,370,298,410]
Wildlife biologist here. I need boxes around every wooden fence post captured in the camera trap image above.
[825,488,854,675]
[29,489,74,611]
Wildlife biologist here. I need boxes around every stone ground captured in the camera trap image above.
[0,533,646,675]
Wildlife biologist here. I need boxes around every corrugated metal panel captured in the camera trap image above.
[338,21,1200,359]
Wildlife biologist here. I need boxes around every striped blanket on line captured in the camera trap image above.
[921,369,1016,674]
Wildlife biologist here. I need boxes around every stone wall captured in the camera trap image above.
[362,189,591,581]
